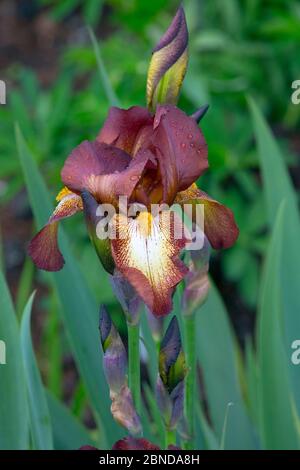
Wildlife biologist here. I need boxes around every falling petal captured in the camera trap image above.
[111,211,189,317]
[175,184,239,249]
[28,190,83,271]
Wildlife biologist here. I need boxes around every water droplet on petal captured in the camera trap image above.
[181,143,186,149]
[188,133,193,140]
[190,142,195,148]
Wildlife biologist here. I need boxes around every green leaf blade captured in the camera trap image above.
[16,124,121,448]
[0,270,29,449]
[20,292,53,450]
[257,202,300,449]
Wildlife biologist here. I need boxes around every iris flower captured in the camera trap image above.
[28,7,238,316]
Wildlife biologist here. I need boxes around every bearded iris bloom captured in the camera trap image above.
[28,7,238,317]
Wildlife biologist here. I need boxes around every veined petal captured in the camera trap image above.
[28,191,83,271]
[97,106,153,154]
[111,211,189,317]
[147,6,188,112]
[175,184,239,249]
[152,105,208,203]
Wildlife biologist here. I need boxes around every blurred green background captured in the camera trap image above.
[0,0,300,450]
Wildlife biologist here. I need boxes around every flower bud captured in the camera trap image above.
[110,384,142,436]
[191,104,209,123]
[182,236,210,316]
[159,316,186,393]
[99,305,127,394]
[147,6,188,112]
[156,316,186,430]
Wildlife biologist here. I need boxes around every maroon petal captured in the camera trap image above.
[92,148,155,205]
[152,105,208,203]
[61,140,130,194]
[28,190,83,271]
[62,140,154,205]
[112,437,160,450]
[175,185,239,249]
[97,106,153,154]
[111,211,189,317]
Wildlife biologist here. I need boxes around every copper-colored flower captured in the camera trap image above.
[28,7,238,317]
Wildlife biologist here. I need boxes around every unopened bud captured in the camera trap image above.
[99,305,127,393]
[182,236,210,316]
[156,316,186,429]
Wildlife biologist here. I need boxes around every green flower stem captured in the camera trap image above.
[184,313,196,449]
[127,321,141,414]
[165,429,176,449]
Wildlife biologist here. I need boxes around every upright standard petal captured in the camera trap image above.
[147,6,189,111]
[111,211,189,317]
[28,189,83,271]
[175,184,239,249]
[97,106,153,155]
[152,105,208,203]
